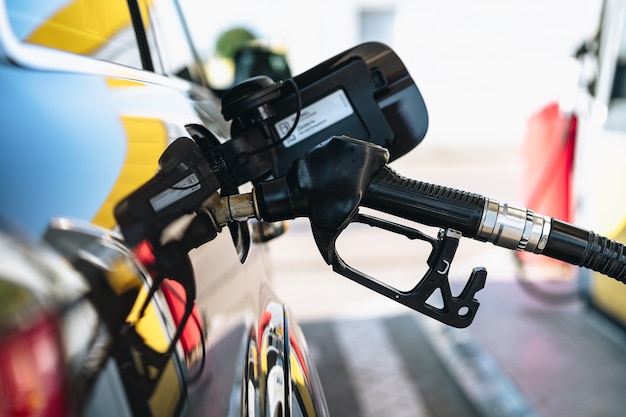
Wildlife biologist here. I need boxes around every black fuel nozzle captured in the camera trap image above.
[251,136,485,327]
[249,135,626,327]
[112,137,224,366]
[114,136,221,249]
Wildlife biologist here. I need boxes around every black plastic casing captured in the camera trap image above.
[225,42,429,181]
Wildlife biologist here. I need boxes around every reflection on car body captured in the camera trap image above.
[0,1,328,416]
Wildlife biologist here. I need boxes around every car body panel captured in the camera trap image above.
[0,1,329,416]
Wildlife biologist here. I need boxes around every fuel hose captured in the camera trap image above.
[363,165,626,283]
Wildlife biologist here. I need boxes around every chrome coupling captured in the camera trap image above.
[476,198,551,254]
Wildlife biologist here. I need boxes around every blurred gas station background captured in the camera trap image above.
[174,0,613,308]
[181,0,602,152]
[176,2,626,416]
[2,1,624,416]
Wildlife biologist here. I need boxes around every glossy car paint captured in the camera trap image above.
[0,1,328,416]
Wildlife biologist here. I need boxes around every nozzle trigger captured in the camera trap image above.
[312,213,486,328]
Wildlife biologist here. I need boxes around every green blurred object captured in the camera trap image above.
[233,44,291,84]
[215,27,257,59]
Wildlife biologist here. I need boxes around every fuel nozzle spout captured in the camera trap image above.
[200,192,259,225]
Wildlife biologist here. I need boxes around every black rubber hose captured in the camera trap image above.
[362,165,626,283]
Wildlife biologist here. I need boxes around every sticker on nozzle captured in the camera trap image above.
[150,174,200,212]
[275,89,354,148]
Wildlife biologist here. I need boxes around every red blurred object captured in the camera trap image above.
[133,240,156,272]
[0,314,67,417]
[519,102,577,268]
[134,241,203,355]
[161,280,202,355]
[521,102,576,222]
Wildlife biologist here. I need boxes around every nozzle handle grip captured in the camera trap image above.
[363,165,486,238]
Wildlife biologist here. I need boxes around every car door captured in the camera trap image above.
[0,1,330,416]
[1,1,228,415]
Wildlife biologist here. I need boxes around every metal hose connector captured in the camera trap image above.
[476,198,552,253]
[200,192,258,228]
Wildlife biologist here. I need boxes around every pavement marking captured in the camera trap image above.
[333,318,431,417]
[417,316,541,417]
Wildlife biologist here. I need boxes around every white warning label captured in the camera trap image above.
[275,89,354,148]
[149,174,200,212]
